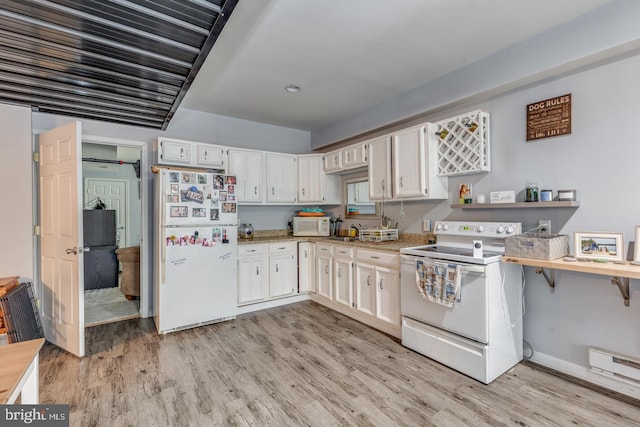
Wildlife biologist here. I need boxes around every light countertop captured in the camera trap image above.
[238,231,433,253]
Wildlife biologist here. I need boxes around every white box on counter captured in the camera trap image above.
[490,190,515,203]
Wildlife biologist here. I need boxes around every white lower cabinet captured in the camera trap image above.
[311,244,401,337]
[298,242,315,293]
[238,242,298,306]
[373,265,401,326]
[333,246,354,308]
[269,242,298,298]
[355,263,376,316]
[238,244,269,305]
[316,243,333,300]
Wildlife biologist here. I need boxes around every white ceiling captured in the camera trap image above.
[182,0,614,131]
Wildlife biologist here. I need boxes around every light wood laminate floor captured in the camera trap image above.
[40,301,640,426]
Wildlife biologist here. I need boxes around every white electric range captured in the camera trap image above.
[400,221,524,384]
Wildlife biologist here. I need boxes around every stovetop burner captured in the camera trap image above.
[400,221,522,265]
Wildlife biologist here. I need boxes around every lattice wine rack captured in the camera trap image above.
[434,110,490,176]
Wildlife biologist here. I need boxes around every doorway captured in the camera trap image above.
[82,142,142,327]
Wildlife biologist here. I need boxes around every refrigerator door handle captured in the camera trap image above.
[161,231,167,283]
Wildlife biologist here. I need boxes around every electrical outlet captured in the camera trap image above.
[423,219,432,232]
[538,219,551,233]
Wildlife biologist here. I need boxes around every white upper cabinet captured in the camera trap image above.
[368,135,393,200]
[196,143,227,169]
[157,137,228,170]
[368,123,447,201]
[228,149,263,203]
[323,142,368,174]
[266,153,297,203]
[298,155,324,203]
[298,154,341,205]
[157,138,192,166]
[343,142,368,170]
[393,123,448,199]
[323,150,343,173]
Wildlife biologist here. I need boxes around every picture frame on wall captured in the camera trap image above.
[574,231,624,262]
[634,226,640,262]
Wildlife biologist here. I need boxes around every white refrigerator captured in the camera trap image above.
[154,168,238,334]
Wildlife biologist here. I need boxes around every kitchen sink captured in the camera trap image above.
[326,236,356,242]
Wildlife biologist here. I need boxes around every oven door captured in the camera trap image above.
[400,254,491,343]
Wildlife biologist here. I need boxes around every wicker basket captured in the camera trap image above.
[505,233,569,260]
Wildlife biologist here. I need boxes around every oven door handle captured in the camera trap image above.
[401,256,487,276]
[460,265,487,276]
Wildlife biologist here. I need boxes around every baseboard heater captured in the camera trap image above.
[589,347,640,386]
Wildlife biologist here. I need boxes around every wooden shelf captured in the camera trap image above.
[503,256,637,306]
[451,201,580,209]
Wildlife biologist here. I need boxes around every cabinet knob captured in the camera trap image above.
[400,176,403,187]
[366,276,371,286]
[256,266,259,275]
[272,187,275,195]
[254,186,258,195]
[379,279,384,290]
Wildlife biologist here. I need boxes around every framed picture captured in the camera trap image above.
[557,189,577,201]
[574,232,624,262]
[634,226,640,262]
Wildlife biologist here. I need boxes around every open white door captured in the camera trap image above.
[39,121,84,357]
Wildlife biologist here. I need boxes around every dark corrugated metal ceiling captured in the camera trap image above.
[0,0,238,129]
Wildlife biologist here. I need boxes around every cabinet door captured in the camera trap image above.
[298,155,323,203]
[316,255,333,299]
[343,143,367,170]
[323,150,342,172]
[237,256,267,305]
[196,144,226,168]
[266,153,297,203]
[334,258,353,308]
[269,252,297,298]
[355,263,376,316]
[368,135,392,200]
[375,266,400,326]
[298,242,315,293]
[159,138,192,165]
[392,125,426,198]
[228,149,263,203]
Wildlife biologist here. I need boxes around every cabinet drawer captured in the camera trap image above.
[269,241,297,254]
[238,244,268,257]
[356,249,399,267]
[333,245,354,258]
[316,243,333,255]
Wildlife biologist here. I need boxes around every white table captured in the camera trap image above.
[0,338,45,404]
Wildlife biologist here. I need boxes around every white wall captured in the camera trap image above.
[0,104,33,280]
[311,0,640,149]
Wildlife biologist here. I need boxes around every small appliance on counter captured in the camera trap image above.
[293,216,330,236]
[239,223,254,239]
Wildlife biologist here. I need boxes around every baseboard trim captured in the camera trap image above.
[237,293,310,315]
[530,351,640,401]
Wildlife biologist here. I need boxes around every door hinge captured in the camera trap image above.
[33,225,41,236]
[32,152,39,162]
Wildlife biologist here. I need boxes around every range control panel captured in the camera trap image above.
[433,221,522,237]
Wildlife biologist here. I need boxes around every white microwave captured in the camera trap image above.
[293,217,330,236]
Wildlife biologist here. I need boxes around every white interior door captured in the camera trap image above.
[39,121,84,357]
[84,178,128,247]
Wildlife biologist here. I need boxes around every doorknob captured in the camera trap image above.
[81,247,90,253]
